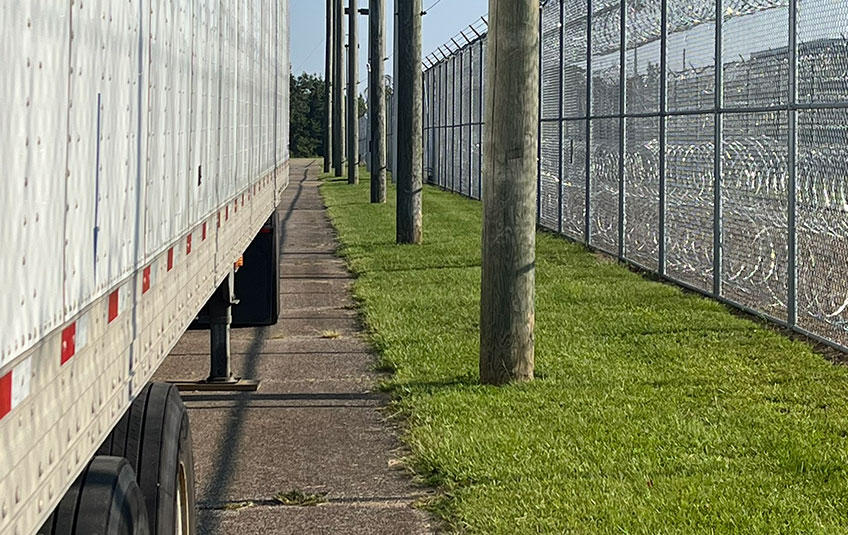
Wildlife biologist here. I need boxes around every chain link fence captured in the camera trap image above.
[422,0,848,353]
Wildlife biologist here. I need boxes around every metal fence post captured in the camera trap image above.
[468,44,474,197]
[557,0,565,234]
[478,39,484,200]
[584,0,593,245]
[433,65,438,186]
[443,61,448,189]
[428,69,434,182]
[438,63,443,188]
[658,0,667,275]
[618,0,626,259]
[452,55,456,192]
[458,50,464,194]
[788,0,798,326]
[537,7,543,224]
[713,0,724,297]
[467,46,473,198]
[467,44,476,199]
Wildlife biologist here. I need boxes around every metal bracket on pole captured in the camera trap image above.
[172,272,260,392]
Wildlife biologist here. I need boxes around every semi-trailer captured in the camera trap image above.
[0,1,291,534]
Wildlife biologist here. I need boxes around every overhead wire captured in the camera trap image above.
[292,36,326,74]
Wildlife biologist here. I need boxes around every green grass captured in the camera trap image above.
[320,168,848,534]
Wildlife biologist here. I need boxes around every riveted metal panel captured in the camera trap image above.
[65,0,141,318]
[238,3,251,191]
[187,0,209,225]
[0,2,69,366]
[145,0,176,257]
[219,0,238,203]
[252,0,261,182]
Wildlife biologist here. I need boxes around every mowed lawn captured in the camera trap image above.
[321,171,848,534]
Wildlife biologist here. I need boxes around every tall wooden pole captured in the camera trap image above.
[347,3,359,184]
[391,3,399,182]
[324,0,334,174]
[369,0,387,203]
[396,0,422,244]
[479,0,539,385]
[333,0,346,177]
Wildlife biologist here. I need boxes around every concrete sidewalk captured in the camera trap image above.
[155,159,435,534]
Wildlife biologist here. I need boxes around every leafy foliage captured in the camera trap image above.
[289,72,369,158]
[289,73,326,158]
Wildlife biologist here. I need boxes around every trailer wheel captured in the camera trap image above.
[98,383,196,535]
[38,456,150,535]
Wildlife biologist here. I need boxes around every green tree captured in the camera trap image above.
[289,73,326,158]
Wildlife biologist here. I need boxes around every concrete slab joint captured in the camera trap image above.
[155,160,435,535]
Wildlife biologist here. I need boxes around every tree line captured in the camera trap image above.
[290,73,366,159]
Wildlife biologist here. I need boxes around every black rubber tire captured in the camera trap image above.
[97,383,196,535]
[38,456,150,535]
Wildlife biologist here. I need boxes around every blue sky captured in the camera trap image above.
[290,0,489,85]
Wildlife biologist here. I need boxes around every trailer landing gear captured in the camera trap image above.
[171,272,260,392]
[173,211,279,393]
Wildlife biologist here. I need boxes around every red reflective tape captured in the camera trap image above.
[108,290,119,323]
[202,222,208,241]
[167,248,174,271]
[234,201,238,214]
[241,194,244,206]
[61,323,76,365]
[142,266,151,294]
[0,371,11,420]
[225,206,229,220]
[186,234,192,255]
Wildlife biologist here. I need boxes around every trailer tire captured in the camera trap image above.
[38,456,150,535]
[98,383,196,535]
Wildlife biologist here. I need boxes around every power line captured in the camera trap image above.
[423,0,445,13]
[292,37,326,74]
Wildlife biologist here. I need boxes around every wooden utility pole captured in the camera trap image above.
[369,0,387,203]
[324,0,334,174]
[395,0,423,244]
[479,0,539,385]
[391,3,399,182]
[347,3,359,184]
[333,0,346,177]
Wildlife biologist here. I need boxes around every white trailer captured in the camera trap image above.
[0,1,290,534]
